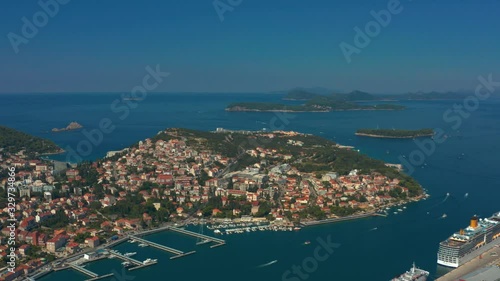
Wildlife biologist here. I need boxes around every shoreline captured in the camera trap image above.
[38,149,66,156]
[300,212,382,226]
[225,108,403,113]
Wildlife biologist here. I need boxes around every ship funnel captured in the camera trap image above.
[460,229,464,235]
[470,215,479,228]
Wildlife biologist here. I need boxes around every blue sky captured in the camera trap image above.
[1,0,499,93]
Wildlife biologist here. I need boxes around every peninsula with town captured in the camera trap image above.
[0,126,427,279]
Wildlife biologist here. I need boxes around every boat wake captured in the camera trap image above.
[369,227,378,231]
[257,260,278,268]
[442,192,450,203]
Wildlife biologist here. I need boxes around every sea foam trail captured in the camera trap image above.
[257,260,278,268]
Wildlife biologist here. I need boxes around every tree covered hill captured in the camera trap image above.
[0,126,62,156]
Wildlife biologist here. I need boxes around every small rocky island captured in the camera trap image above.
[355,128,434,139]
[52,121,83,132]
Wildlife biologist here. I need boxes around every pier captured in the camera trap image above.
[68,263,114,280]
[130,235,195,259]
[111,251,143,266]
[69,263,98,278]
[169,226,225,245]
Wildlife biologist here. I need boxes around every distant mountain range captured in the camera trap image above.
[282,88,478,101]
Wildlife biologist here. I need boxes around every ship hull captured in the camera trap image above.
[437,237,500,268]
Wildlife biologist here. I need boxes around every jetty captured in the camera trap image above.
[169,226,225,246]
[67,263,114,281]
[111,251,142,266]
[129,235,195,259]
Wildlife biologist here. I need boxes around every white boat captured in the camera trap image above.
[124,252,137,257]
[128,239,136,243]
[138,243,148,247]
[398,209,403,212]
[143,258,158,265]
[121,261,131,266]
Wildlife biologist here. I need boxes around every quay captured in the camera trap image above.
[301,212,380,227]
[129,235,196,259]
[28,268,53,280]
[169,226,225,245]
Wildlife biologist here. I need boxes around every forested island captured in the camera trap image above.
[0,125,63,156]
[283,88,476,101]
[355,128,435,139]
[229,88,491,113]
[227,89,409,112]
[226,99,405,112]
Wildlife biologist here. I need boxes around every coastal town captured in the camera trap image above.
[0,127,426,280]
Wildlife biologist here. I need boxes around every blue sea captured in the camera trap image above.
[1,93,500,281]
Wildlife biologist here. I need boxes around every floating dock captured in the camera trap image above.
[130,235,195,259]
[129,261,158,271]
[85,273,114,281]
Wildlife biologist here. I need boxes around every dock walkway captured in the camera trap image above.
[169,227,225,244]
[130,236,184,255]
[69,264,98,278]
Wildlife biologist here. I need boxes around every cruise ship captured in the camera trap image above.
[437,212,500,268]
